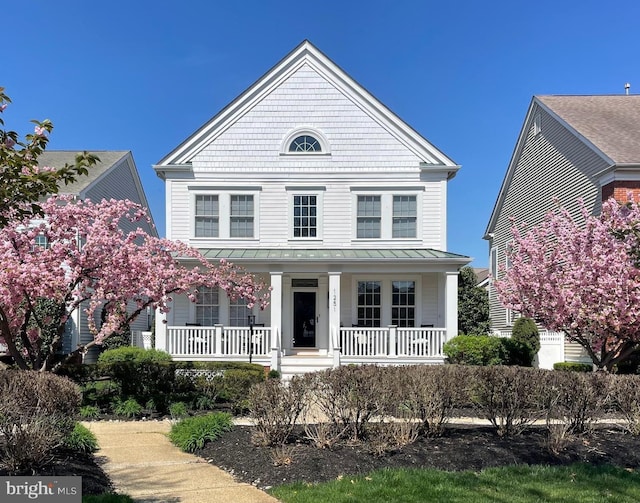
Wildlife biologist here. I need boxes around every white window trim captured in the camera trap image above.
[280,127,331,156]
[287,189,324,242]
[189,190,260,241]
[490,246,498,280]
[351,276,422,327]
[352,191,422,241]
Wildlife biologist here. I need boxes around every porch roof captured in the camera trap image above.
[197,248,470,263]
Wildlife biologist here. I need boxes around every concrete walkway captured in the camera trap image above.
[84,420,279,503]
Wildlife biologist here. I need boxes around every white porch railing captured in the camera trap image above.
[165,325,271,357]
[339,326,446,358]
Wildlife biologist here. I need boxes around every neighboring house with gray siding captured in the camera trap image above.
[37,151,157,359]
[485,95,640,363]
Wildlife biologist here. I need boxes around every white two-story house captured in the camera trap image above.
[153,40,469,376]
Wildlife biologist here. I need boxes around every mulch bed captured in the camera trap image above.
[195,423,640,490]
[0,448,113,496]
[6,421,640,495]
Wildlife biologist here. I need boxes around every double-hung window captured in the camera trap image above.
[195,195,219,238]
[195,286,219,325]
[353,192,419,240]
[230,195,254,238]
[229,297,250,326]
[392,196,417,238]
[357,196,381,238]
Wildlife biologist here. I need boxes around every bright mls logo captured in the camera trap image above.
[0,477,81,502]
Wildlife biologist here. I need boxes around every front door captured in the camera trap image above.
[293,291,316,348]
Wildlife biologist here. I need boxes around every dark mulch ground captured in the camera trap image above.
[195,423,640,490]
[0,448,113,495]
[7,421,640,495]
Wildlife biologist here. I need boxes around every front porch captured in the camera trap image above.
[152,325,447,375]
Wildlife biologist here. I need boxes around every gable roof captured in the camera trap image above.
[37,150,131,195]
[156,40,459,177]
[36,150,155,229]
[537,95,640,165]
[485,94,640,238]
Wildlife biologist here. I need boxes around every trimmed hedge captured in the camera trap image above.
[553,362,593,372]
[443,334,529,366]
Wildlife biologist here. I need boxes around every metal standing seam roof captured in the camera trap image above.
[196,248,470,261]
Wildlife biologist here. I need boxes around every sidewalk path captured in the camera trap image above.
[84,420,279,503]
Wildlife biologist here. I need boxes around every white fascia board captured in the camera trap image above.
[598,165,640,185]
[484,98,538,239]
[153,164,193,180]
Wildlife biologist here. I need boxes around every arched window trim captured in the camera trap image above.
[280,127,331,156]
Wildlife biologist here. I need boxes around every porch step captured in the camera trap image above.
[279,355,334,380]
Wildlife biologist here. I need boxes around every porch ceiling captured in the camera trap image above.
[197,248,470,264]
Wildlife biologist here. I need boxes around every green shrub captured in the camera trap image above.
[97,347,172,364]
[113,398,143,418]
[511,318,540,365]
[0,370,81,472]
[554,362,593,372]
[169,412,233,452]
[169,401,189,419]
[221,368,265,413]
[79,405,101,419]
[443,335,509,366]
[64,422,99,453]
[268,369,281,379]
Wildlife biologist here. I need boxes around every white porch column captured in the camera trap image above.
[270,272,283,369]
[445,271,459,342]
[154,306,169,352]
[328,272,341,356]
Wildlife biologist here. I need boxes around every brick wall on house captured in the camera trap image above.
[602,181,640,202]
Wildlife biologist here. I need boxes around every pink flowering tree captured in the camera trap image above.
[0,88,98,226]
[495,198,640,371]
[0,196,269,371]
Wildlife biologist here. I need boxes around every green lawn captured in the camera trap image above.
[269,464,640,503]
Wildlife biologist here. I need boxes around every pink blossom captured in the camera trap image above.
[495,198,640,370]
[0,195,269,370]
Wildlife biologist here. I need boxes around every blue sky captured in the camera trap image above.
[5,1,640,267]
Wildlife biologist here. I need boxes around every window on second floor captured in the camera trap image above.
[293,195,317,238]
[195,195,219,238]
[357,196,381,238]
[353,193,419,240]
[392,196,417,238]
[192,192,257,239]
[230,195,254,238]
